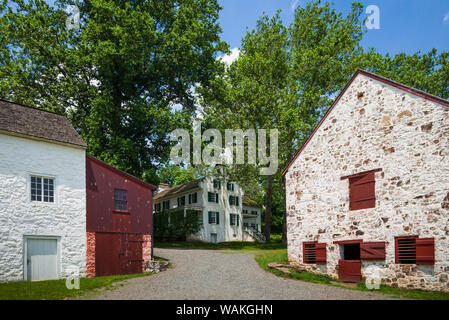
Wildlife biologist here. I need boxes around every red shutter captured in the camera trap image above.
[303,242,315,263]
[349,172,376,210]
[315,243,327,264]
[360,242,386,260]
[338,260,362,282]
[416,238,435,265]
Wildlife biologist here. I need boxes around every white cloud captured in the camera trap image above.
[291,0,300,12]
[444,11,449,24]
[219,48,240,66]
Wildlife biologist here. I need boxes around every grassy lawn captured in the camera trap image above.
[0,272,153,300]
[154,240,286,251]
[254,249,449,300]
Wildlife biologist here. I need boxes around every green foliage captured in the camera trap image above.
[154,240,286,251]
[156,163,201,186]
[0,0,228,179]
[154,208,202,241]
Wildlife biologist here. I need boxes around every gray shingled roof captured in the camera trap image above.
[0,100,86,148]
[154,179,204,201]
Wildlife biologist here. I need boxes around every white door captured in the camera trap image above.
[27,238,58,281]
[210,233,217,244]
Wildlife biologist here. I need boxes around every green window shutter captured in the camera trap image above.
[208,192,213,202]
[237,215,240,226]
[230,214,234,226]
[216,193,219,203]
[236,196,239,206]
[188,194,192,204]
[229,195,232,204]
[216,212,220,224]
[208,211,212,224]
[232,184,234,191]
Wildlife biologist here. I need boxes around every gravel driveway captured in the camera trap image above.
[92,248,400,300]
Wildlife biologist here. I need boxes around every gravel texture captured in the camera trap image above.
[92,248,401,300]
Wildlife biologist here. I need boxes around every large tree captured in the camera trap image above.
[198,1,366,241]
[0,0,228,181]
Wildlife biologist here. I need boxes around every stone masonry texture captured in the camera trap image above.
[285,73,449,292]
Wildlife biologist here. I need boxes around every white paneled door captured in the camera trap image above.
[26,238,59,281]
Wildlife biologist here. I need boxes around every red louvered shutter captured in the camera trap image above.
[315,243,327,264]
[349,172,376,210]
[303,242,316,264]
[416,238,435,265]
[360,242,386,260]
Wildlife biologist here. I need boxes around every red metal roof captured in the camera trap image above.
[282,69,449,176]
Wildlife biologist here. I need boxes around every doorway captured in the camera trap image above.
[210,233,217,243]
[338,243,362,283]
[26,238,59,281]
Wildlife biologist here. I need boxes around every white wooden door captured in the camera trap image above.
[210,233,217,243]
[27,238,58,281]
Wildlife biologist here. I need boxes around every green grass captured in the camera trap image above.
[254,249,449,300]
[0,272,153,300]
[154,240,287,251]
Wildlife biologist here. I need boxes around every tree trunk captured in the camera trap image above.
[282,176,287,243]
[264,175,273,243]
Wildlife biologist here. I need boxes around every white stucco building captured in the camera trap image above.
[0,100,87,282]
[154,177,263,243]
[283,70,449,292]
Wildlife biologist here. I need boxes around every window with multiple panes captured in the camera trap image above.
[188,192,198,204]
[242,209,248,214]
[302,242,327,264]
[251,210,258,215]
[114,189,127,211]
[162,200,170,210]
[213,180,221,189]
[208,192,219,203]
[155,203,162,212]
[341,169,381,211]
[177,196,186,207]
[208,211,219,224]
[31,176,54,202]
[226,182,234,191]
[395,236,435,265]
[229,195,239,206]
[230,214,239,226]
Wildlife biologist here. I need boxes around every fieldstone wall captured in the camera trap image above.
[0,134,86,282]
[285,74,449,292]
[86,232,96,278]
[142,234,152,272]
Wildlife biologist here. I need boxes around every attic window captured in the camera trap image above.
[341,169,382,211]
[114,189,127,211]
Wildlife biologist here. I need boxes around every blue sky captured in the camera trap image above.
[218,0,449,56]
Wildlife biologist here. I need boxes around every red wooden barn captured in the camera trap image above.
[85,154,155,277]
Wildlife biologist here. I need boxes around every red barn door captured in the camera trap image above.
[95,233,144,276]
[338,260,362,283]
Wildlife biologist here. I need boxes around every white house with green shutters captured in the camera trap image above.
[153,177,264,243]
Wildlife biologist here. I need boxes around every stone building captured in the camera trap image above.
[0,100,87,282]
[283,70,449,292]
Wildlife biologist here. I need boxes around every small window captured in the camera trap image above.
[162,200,170,210]
[177,196,186,207]
[213,180,221,189]
[243,209,248,214]
[114,189,127,211]
[189,192,198,204]
[227,182,234,191]
[341,169,381,211]
[155,203,161,212]
[302,242,327,264]
[251,210,258,215]
[208,211,219,224]
[208,192,218,203]
[395,236,435,265]
[229,195,239,206]
[230,214,239,226]
[31,176,54,203]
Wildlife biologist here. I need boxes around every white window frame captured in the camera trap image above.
[27,173,57,205]
[211,212,218,224]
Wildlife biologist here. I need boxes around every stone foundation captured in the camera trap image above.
[86,232,96,278]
